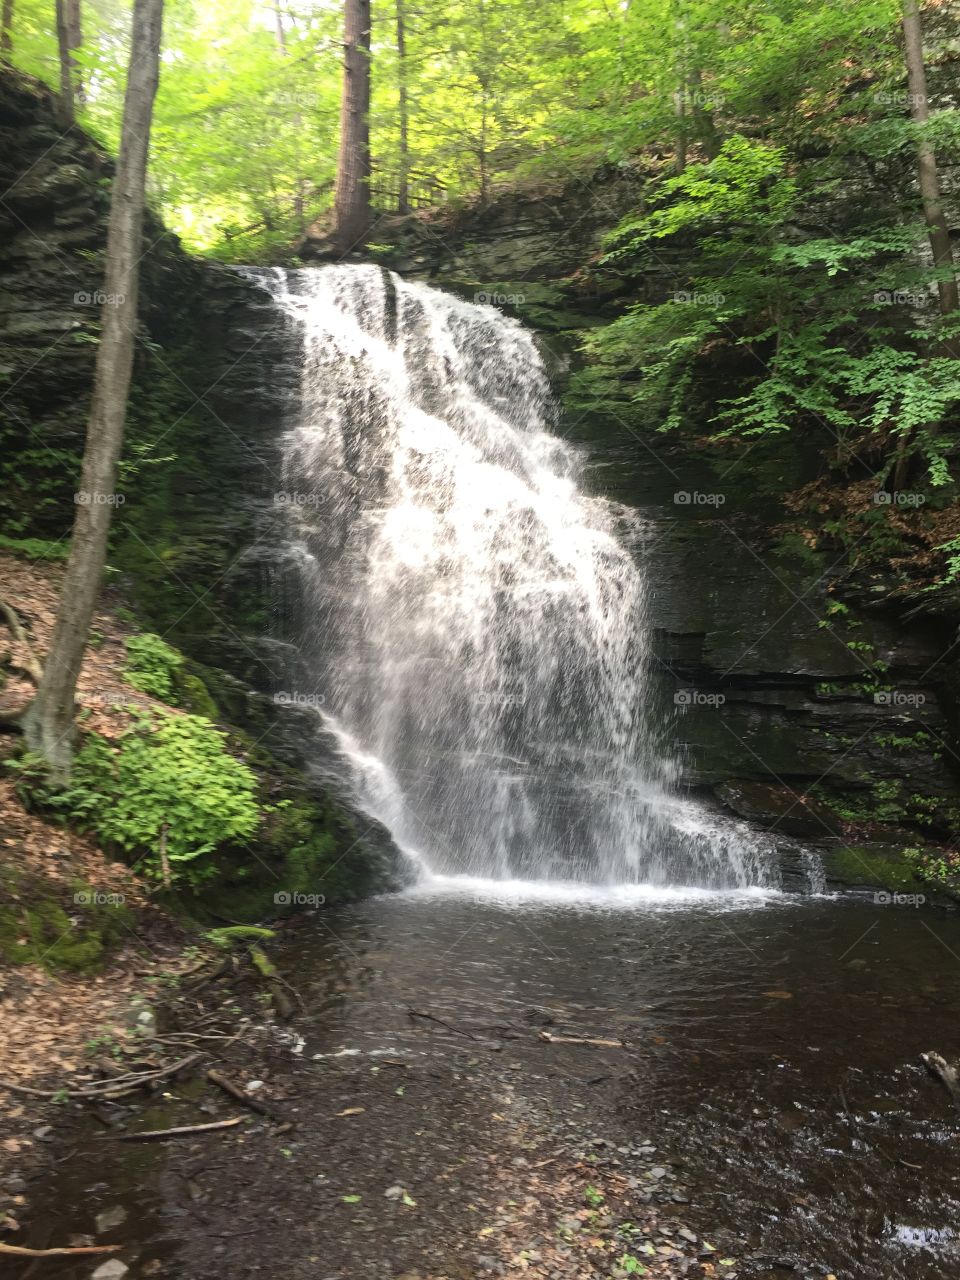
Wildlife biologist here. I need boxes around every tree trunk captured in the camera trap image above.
[902,0,958,317]
[22,0,165,780]
[66,0,83,104]
[55,0,74,123]
[332,0,372,253]
[1,0,14,61]
[397,0,409,214]
[272,0,286,54]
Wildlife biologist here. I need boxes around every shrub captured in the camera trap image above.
[123,632,185,702]
[50,711,261,884]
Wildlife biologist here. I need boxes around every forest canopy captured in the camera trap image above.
[5,0,922,259]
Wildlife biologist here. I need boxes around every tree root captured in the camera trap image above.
[0,598,42,683]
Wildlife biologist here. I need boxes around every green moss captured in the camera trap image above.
[820,845,919,894]
[0,869,133,972]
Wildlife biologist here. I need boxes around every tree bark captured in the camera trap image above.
[55,0,74,123]
[397,0,409,214]
[1,0,14,61]
[66,0,84,104]
[332,0,372,252]
[22,0,165,780]
[902,0,958,316]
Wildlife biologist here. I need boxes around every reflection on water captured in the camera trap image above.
[295,891,960,1279]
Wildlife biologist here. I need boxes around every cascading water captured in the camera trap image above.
[247,264,775,890]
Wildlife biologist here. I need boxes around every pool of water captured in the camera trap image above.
[293,885,960,1278]
[19,885,960,1279]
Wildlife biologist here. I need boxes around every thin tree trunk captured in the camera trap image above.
[332,0,372,252]
[66,0,83,105]
[397,0,409,214]
[272,0,286,53]
[55,0,74,123]
[22,0,165,780]
[902,0,958,316]
[1,0,14,61]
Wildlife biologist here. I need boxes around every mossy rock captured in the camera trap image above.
[0,869,133,972]
[820,844,922,895]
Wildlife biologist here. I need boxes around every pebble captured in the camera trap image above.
[678,1227,697,1243]
[384,1185,403,1200]
[92,1262,128,1280]
[95,1206,127,1234]
[649,1166,667,1179]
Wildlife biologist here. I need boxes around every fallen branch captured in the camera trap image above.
[922,1051,960,1110]
[207,1069,274,1117]
[0,599,42,683]
[0,1052,201,1101]
[538,1031,625,1049]
[106,1116,245,1142]
[0,1241,120,1258]
[408,1008,479,1040]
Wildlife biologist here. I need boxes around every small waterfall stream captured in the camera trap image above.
[247,264,775,890]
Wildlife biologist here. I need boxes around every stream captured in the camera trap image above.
[21,885,960,1280]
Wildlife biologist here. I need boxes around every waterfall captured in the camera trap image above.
[246,264,775,890]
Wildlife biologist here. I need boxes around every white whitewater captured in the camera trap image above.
[249,264,775,890]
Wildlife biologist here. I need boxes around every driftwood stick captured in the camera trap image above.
[0,1052,201,1101]
[0,1241,121,1258]
[106,1116,245,1142]
[408,1007,479,1040]
[207,1069,272,1117]
[0,599,42,683]
[538,1031,625,1049]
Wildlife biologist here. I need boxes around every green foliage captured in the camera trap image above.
[124,632,184,701]
[20,713,261,885]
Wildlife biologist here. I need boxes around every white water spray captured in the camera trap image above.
[248,264,775,890]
